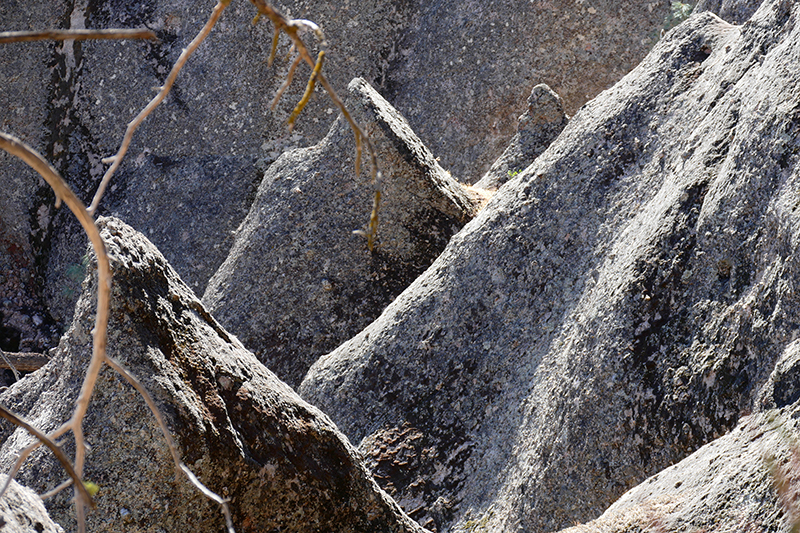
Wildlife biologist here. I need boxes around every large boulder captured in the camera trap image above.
[382,0,668,180]
[1,0,671,349]
[300,2,800,532]
[203,77,484,387]
[0,217,426,533]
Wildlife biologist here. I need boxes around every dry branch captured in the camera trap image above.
[0,405,95,508]
[0,351,49,373]
[88,0,232,215]
[0,29,156,44]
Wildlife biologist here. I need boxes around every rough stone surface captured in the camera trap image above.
[695,0,764,24]
[0,476,64,533]
[0,217,427,533]
[560,406,799,533]
[0,1,69,357]
[301,4,800,532]
[203,77,484,388]
[1,0,670,349]
[475,83,568,191]
[382,0,668,180]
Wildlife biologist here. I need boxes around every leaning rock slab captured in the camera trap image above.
[301,3,800,532]
[203,77,484,387]
[560,405,800,533]
[0,217,426,533]
[0,476,64,533]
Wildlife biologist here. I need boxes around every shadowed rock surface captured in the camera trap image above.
[695,0,764,24]
[301,3,800,532]
[0,217,427,533]
[0,476,64,533]
[0,0,671,345]
[475,83,569,191]
[0,1,69,357]
[203,77,484,387]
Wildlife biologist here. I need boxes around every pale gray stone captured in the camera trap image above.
[301,4,800,531]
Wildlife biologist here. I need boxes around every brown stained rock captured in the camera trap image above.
[475,83,569,190]
[301,3,800,531]
[203,77,484,388]
[0,217,427,533]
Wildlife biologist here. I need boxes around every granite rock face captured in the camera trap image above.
[203,77,484,387]
[475,83,569,191]
[560,405,800,533]
[0,476,64,533]
[695,0,764,24]
[0,1,69,356]
[1,0,670,352]
[301,3,800,532]
[0,217,427,533]
[383,0,668,181]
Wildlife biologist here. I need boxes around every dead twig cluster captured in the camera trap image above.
[0,0,379,531]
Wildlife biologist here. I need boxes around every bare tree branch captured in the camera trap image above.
[88,0,232,215]
[0,405,95,508]
[0,29,157,44]
[0,351,49,373]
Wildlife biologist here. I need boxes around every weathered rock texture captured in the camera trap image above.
[301,2,800,532]
[0,0,670,354]
[475,83,568,190]
[0,1,68,356]
[0,476,64,533]
[204,77,484,387]
[696,0,764,24]
[560,405,800,533]
[382,0,667,180]
[0,217,427,533]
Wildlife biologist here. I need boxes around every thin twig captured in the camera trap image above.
[0,132,110,533]
[0,405,95,508]
[270,53,302,109]
[103,356,235,532]
[250,0,382,248]
[287,50,324,131]
[0,349,20,381]
[0,351,49,373]
[88,0,232,215]
[0,29,157,44]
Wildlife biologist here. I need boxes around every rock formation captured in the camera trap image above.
[1,1,800,532]
[0,217,426,533]
[475,83,569,190]
[0,0,670,350]
[560,403,800,533]
[300,2,800,531]
[203,77,484,387]
[0,476,64,533]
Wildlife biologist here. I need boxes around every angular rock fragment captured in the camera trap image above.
[0,476,64,533]
[0,217,427,533]
[560,406,800,533]
[475,83,568,190]
[301,3,800,531]
[203,77,484,387]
